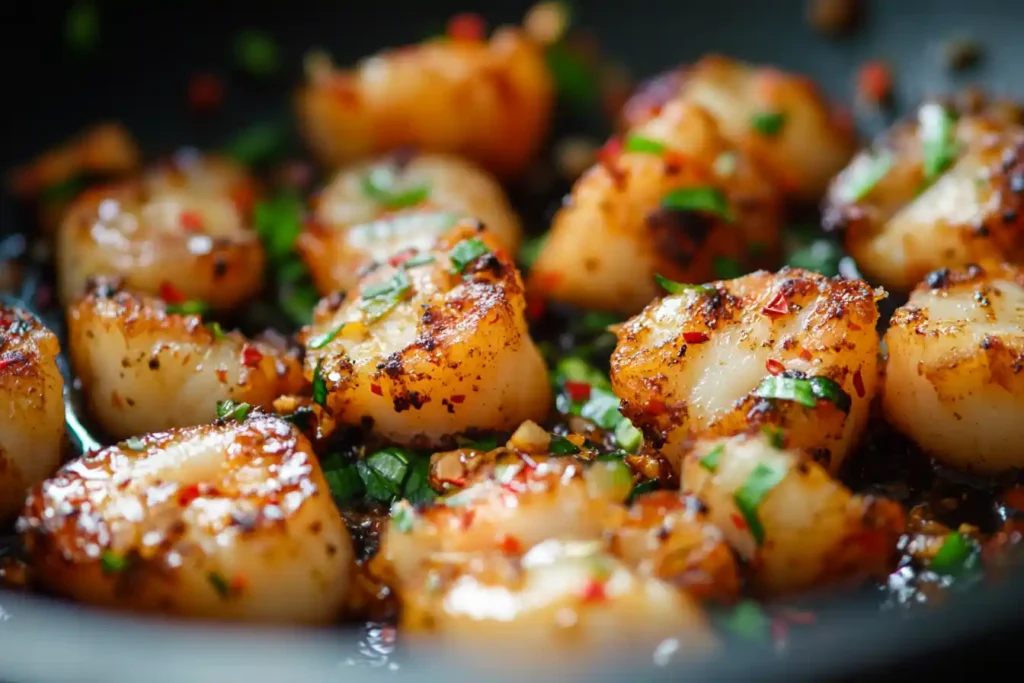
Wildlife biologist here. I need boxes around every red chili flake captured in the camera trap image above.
[849,322,861,331]
[229,574,247,592]
[564,380,592,402]
[580,579,607,603]
[535,271,563,292]
[388,248,417,267]
[179,210,204,231]
[459,509,476,529]
[498,535,522,554]
[766,359,785,375]
[178,483,202,507]
[0,355,23,373]
[852,369,865,398]
[241,344,263,367]
[447,13,486,41]
[646,399,666,415]
[682,331,710,344]
[596,136,623,169]
[857,60,893,105]
[160,281,187,304]
[501,481,526,495]
[188,73,224,113]
[229,185,256,216]
[799,348,813,362]
[730,513,748,531]
[370,384,383,396]
[450,395,466,404]
[762,291,789,318]
[526,294,547,320]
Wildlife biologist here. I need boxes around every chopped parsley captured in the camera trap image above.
[627,479,660,505]
[838,152,893,202]
[226,123,285,166]
[549,435,581,455]
[320,453,365,503]
[755,375,852,413]
[402,253,436,269]
[216,400,252,422]
[545,42,599,111]
[208,571,231,598]
[734,461,788,545]
[361,269,412,322]
[717,600,771,643]
[761,425,786,449]
[786,238,843,277]
[930,531,979,577]
[357,448,411,503]
[362,166,431,209]
[254,192,304,262]
[919,103,958,181]
[712,255,744,279]
[699,444,724,472]
[312,360,328,407]
[518,233,548,271]
[448,238,492,274]
[623,134,666,155]
[654,273,715,296]
[165,300,210,316]
[100,550,127,574]
[661,187,735,222]
[308,324,345,350]
[751,111,786,137]
[402,454,437,506]
[206,321,227,340]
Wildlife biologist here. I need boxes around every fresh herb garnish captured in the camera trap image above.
[234,29,281,77]
[930,531,978,577]
[699,444,724,472]
[624,134,666,155]
[448,238,492,274]
[734,461,788,545]
[254,192,304,261]
[357,448,411,503]
[100,550,127,574]
[761,425,785,449]
[320,453,365,503]
[308,324,344,350]
[216,399,252,422]
[627,479,660,505]
[614,419,643,453]
[279,283,319,326]
[402,253,436,269]
[786,238,843,277]
[312,360,328,407]
[226,123,285,166]
[919,103,958,181]
[839,152,893,202]
[123,437,146,452]
[654,273,715,296]
[751,111,786,137]
[165,300,210,316]
[755,375,852,413]
[545,42,599,111]
[549,435,581,455]
[206,321,227,340]
[717,600,771,643]
[712,255,744,279]
[661,187,735,222]
[282,405,315,431]
[459,434,501,452]
[402,454,437,506]
[208,572,231,598]
[362,166,431,209]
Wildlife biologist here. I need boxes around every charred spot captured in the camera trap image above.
[360,416,375,430]
[808,448,832,467]
[148,357,160,370]
[212,256,229,279]
[468,252,504,277]
[925,268,951,289]
[1003,208,1019,224]
[381,353,403,378]
[677,343,688,358]
[973,222,990,237]
[441,398,455,414]
[393,391,428,412]
[645,208,713,266]
[780,368,809,380]
[389,145,418,171]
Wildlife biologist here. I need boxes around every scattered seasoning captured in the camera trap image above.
[100,550,127,574]
[308,324,345,350]
[361,166,431,209]
[549,435,582,455]
[447,12,486,41]
[930,531,978,576]
[852,369,866,398]
[761,425,785,449]
[123,437,146,452]
[595,136,623,169]
[919,102,958,181]
[623,133,666,155]
[614,419,644,453]
[807,0,862,37]
[755,375,852,413]
[944,36,982,72]
[391,500,417,534]
[206,321,227,340]
[159,282,187,305]
[712,255,744,279]
[765,359,786,375]
[65,2,99,55]
[751,112,787,137]
[371,384,383,396]
[699,444,725,473]
[188,73,224,114]
[312,360,328,407]
[241,344,263,367]
[580,578,608,603]
[838,152,894,202]
[177,483,202,507]
[734,461,788,545]
[234,29,281,77]
[661,187,735,222]
[857,60,893,106]
[761,291,789,318]
[208,572,231,598]
[682,331,710,344]
[361,269,412,322]
[654,273,715,296]
[448,238,492,274]
[216,399,252,421]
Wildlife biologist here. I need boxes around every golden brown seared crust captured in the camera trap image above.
[19,413,353,624]
[0,306,66,521]
[304,222,550,446]
[824,106,1024,292]
[56,154,264,310]
[295,28,553,178]
[67,281,304,440]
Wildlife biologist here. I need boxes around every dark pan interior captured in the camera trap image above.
[2,0,1024,680]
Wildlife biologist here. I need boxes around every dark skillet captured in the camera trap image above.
[1,0,1023,680]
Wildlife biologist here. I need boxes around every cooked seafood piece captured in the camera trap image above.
[529,100,781,314]
[682,431,905,595]
[19,412,353,624]
[67,282,304,439]
[883,262,1024,472]
[56,152,264,310]
[824,102,1024,292]
[299,152,522,295]
[296,27,553,178]
[302,222,550,446]
[0,305,65,522]
[611,267,881,474]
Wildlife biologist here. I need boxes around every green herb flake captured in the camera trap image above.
[718,600,771,643]
[734,461,788,545]
[712,255,744,280]
[282,405,315,431]
[402,253,436,269]
[360,269,412,322]
[123,437,146,452]
[312,359,328,407]
[930,531,978,577]
[362,166,431,209]
[254,192,304,262]
[654,273,715,296]
[208,571,231,598]
[402,454,438,506]
[761,426,785,449]
[614,419,643,453]
[786,239,843,277]
[100,550,127,574]
[391,500,417,533]
[549,435,581,455]
[579,311,621,334]
[321,455,365,503]
[226,123,285,167]
[699,444,724,472]
[308,324,344,350]
[234,29,281,77]
[280,283,319,327]
[919,103,958,181]
[65,2,99,54]
[459,434,501,452]
[661,187,735,222]
[206,321,227,340]
[755,375,852,413]
[627,479,660,505]
[839,152,894,202]
[448,238,492,274]
[623,134,666,155]
[518,233,549,271]
[165,300,211,316]
[215,399,252,422]
[545,42,599,111]
[357,448,412,503]
[751,111,786,137]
